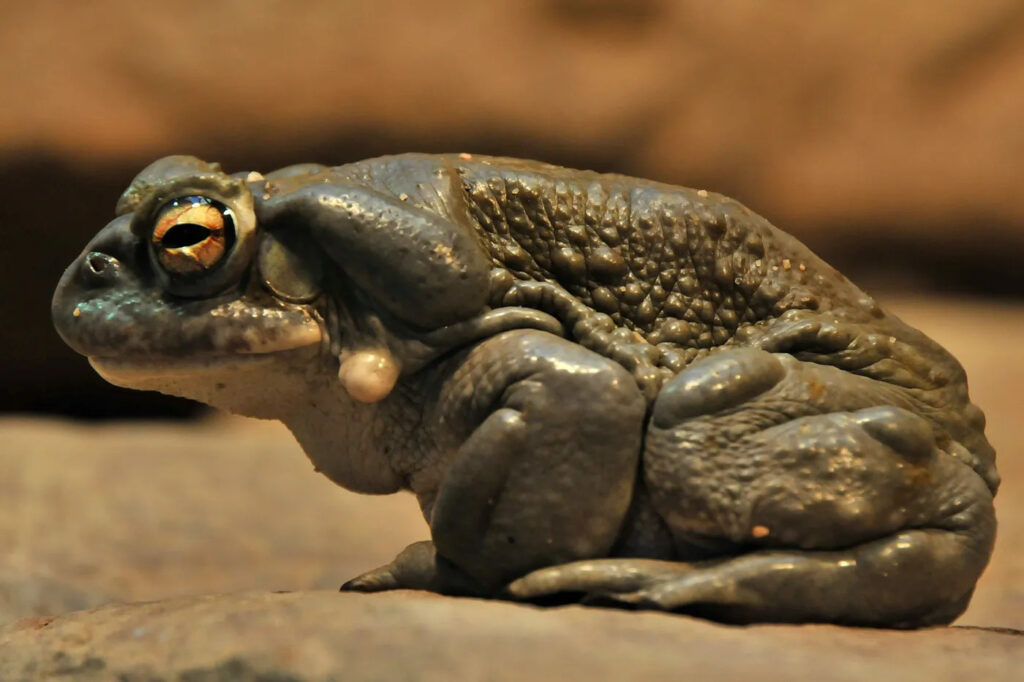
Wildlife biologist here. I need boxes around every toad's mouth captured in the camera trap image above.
[83,317,323,387]
[53,269,327,362]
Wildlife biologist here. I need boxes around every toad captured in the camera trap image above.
[52,154,998,627]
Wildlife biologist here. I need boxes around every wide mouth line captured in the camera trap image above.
[88,353,278,373]
[71,318,325,362]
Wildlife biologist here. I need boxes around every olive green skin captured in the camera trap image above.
[53,154,998,627]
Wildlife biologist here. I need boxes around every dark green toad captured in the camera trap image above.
[52,153,998,627]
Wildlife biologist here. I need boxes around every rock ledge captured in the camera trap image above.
[1,590,1020,682]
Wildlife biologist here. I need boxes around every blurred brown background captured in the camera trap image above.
[3,0,1023,416]
[1,2,1023,671]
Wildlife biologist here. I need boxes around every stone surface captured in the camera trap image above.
[0,591,1021,682]
[1,297,1022,676]
[0,417,426,624]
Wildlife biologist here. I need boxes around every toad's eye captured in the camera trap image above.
[152,196,235,275]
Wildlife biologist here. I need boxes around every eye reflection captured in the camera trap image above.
[152,196,234,275]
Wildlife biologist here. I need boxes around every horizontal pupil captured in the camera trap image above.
[162,223,211,249]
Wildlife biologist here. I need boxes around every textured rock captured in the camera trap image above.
[0,591,1021,682]
[0,417,426,624]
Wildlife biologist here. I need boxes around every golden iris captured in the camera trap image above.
[151,197,233,275]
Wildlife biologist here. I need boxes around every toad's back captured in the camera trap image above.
[329,156,953,369]
[327,154,996,492]
[456,156,854,344]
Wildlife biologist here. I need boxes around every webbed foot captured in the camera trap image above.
[505,557,694,607]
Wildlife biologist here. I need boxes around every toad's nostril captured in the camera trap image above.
[88,255,107,274]
[82,252,119,285]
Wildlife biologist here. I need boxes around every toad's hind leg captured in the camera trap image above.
[508,348,996,627]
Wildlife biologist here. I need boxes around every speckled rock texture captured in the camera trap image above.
[2,591,1021,682]
[1,297,1022,678]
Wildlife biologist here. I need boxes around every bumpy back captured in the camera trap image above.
[325,154,996,492]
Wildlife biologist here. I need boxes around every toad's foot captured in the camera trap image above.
[341,541,485,596]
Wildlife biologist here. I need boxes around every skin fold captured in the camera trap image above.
[52,153,998,628]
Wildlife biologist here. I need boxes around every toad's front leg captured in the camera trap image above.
[342,329,647,596]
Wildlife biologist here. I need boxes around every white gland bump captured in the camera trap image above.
[338,349,400,403]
